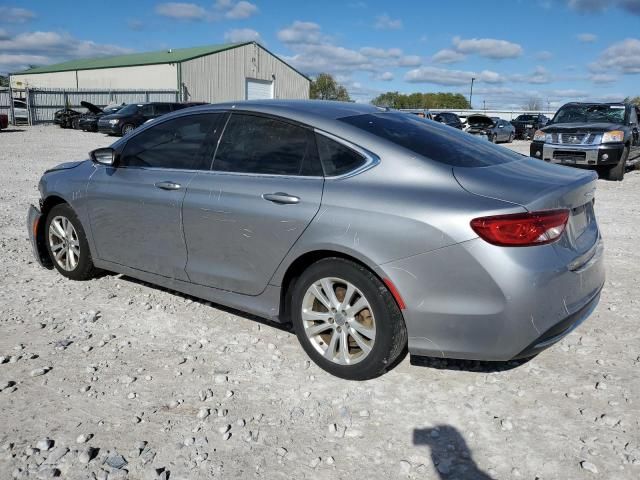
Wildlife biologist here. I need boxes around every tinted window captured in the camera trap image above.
[155,104,172,115]
[141,104,153,117]
[213,114,321,176]
[316,134,366,176]
[340,113,518,168]
[120,113,221,170]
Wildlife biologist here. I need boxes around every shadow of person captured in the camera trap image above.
[413,425,495,479]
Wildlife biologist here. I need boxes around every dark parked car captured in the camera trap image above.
[28,100,604,379]
[530,102,640,181]
[511,113,549,139]
[77,104,125,132]
[97,102,205,136]
[54,107,81,129]
[465,115,515,143]
[433,112,463,129]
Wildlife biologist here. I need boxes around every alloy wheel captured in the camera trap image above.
[301,277,376,365]
[48,215,80,271]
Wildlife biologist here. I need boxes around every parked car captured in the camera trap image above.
[28,100,604,380]
[0,113,8,130]
[531,102,640,181]
[433,112,463,129]
[77,103,125,132]
[97,102,205,136]
[13,99,28,122]
[511,113,549,140]
[464,114,515,143]
[54,107,81,129]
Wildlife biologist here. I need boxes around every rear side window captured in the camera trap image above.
[154,104,172,115]
[339,113,518,167]
[120,113,222,170]
[316,134,366,176]
[213,113,322,176]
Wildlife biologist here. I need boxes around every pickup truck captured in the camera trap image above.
[530,102,640,181]
[511,113,549,139]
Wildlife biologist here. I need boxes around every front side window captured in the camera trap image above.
[316,134,366,176]
[119,113,222,170]
[213,113,321,176]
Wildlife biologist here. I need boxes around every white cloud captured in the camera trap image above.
[374,14,402,30]
[431,48,466,64]
[404,66,504,86]
[375,71,394,81]
[452,36,523,59]
[0,28,10,40]
[223,28,261,43]
[568,0,640,15]
[0,31,132,74]
[0,7,35,23]
[155,2,207,20]
[359,47,402,58]
[535,50,553,61]
[589,73,616,84]
[224,1,258,19]
[591,38,640,73]
[577,33,597,43]
[511,66,552,84]
[277,21,325,45]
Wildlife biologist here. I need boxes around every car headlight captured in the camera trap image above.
[109,119,120,125]
[533,129,546,142]
[601,130,624,143]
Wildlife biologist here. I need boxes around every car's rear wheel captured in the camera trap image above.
[121,123,135,136]
[291,258,407,380]
[602,146,628,181]
[45,204,97,281]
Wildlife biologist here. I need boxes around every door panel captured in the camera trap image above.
[87,166,195,279]
[183,172,323,295]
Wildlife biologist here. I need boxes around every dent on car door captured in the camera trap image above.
[86,113,221,279]
[182,112,324,295]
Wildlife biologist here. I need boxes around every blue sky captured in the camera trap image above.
[1,0,639,108]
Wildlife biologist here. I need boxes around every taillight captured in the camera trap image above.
[470,209,569,247]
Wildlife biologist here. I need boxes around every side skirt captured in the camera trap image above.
[93,259,284,323]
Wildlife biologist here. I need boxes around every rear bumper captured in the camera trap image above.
[530,141,624,166]
[27,204,52,269]
[380,237,605,361]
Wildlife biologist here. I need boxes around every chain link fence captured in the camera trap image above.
[0,87,179,125]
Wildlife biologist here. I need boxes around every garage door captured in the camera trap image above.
[246,78,274,100]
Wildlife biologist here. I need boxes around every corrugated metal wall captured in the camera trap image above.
[0,88,178,124]
[181,43,309,103]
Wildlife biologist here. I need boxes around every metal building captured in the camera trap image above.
[10,42,310,102]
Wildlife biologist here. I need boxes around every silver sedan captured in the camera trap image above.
[28,100,605,379]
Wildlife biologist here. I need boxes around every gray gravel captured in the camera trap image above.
[0,126,639,479]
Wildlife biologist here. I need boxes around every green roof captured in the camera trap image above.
[16,42,252,74]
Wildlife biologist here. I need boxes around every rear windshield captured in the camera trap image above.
[339,112,518,167]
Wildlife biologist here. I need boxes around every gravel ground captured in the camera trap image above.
[1,126,639,479]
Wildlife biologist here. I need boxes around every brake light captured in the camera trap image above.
[470,209,569,247]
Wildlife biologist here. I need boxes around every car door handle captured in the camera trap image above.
[154,181,182,191]
[262,192,300,205]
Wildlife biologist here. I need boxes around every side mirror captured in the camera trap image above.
[90,147,117,166]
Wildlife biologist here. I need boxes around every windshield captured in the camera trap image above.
[339,112,518,167]
[553,104,626,124]
[104,106,123,114]
[115,104,142,115]
[515,115,536,121]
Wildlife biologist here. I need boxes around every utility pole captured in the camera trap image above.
[483,100,486,111]
[469,77,476,109]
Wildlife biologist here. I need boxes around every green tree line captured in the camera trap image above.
[371,91,470,109]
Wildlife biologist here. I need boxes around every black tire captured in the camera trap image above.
[72,118,80,130]
[291,257,407,380]
[121,123,135,136]
[508,132,514,143]
[491,133,498,144]
[44,204,97,281]
[602,146,628,181]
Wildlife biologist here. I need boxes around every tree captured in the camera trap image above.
[310,73,351,102]
[0,75,8,88]
[522,97,543,111]
[371,91,470,109]
[624,96,640,106]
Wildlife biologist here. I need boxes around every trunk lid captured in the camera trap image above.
[454,158,599,260]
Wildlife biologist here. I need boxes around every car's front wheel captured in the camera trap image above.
[121,123,135,136]
[601,146,628,181]
[291,258,407,380]
[45,204,97,280]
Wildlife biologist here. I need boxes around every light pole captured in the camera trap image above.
[469,77,475,109]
